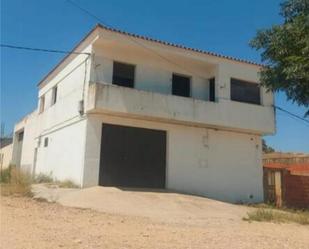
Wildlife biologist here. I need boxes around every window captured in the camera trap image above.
[18,131,24,142]
[51,86,57,105]
[172,74,190,97]
[39,95,45,113]
[230,78,260,105]
[44,137,48,147]
[209,78,215,102]
[112,62,135,88]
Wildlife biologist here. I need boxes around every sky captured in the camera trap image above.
[1,0,308,152]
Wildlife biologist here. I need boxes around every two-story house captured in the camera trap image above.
[11,24,275,203]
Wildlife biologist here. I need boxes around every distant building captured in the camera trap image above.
[263,152,309,164]
[263,153,309,208]
[0,137,13,170]
[0,137,13,148]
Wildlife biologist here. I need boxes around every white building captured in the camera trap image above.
[11,24,275,203]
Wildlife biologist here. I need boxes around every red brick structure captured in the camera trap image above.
[282,169,309,209]
[263,163,309,209]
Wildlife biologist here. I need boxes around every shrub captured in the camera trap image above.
[0,166,32,196]
[34,173,53,183]
[56,179,78,188]
[244,208,309,225]
[0,165,13,183]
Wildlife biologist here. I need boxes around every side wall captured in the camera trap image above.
[83,114,263,203]
[34,119,87,184]
[12,43,93,185]
[283,171,309,209]
[12,112,87,185]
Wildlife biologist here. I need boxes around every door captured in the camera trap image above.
[99,124,166,188]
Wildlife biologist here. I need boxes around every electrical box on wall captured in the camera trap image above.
[78,100,84,115]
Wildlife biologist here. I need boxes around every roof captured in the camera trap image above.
[38,23,263,87]
[96,24,263,67]
[264,163,309,175]
[0,137,13,149]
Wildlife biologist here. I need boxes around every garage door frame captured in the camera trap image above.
[98,123,167,188]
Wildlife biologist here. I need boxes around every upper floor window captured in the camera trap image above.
[51,86,57,105]
[18,131,24,142]
[209,78,215,102]
[39,95,45,113]
[172,74,190,97]
[230,78,260,105]
[112,61,135,88]
[44,137,49,147]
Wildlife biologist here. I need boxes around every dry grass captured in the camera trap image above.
[0,166,32,197]
[56,179,78,188]
[34,173,53,183]
[244,208,309,225]
[0,166,78,197]
[33,172,78,188]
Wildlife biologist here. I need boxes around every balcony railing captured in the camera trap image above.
[86,82,275,134]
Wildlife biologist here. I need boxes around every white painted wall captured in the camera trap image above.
[34,118,87,184]
[12,42,93,185]
[0,143,13,169]
[92,42,213,101]
[11,27,274,202]
[83,114,263,203]
[93,29,273,107]
[87,83,275,135]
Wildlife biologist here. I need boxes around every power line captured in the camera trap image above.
[66,0,113,28]
[277,112,309,128]
[1,44,90,55]
[65,0,205,78]
[4,0,308,130]
[275,105,309,125]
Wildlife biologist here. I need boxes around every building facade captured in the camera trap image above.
[11,24,275,203]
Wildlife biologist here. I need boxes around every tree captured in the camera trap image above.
[250,0,309,116]
[262,139,275,153]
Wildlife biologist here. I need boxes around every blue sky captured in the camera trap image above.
[1,0,308,152]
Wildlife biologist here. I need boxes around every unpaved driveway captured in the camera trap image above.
[32,185,250,226]
[1,186,309,249]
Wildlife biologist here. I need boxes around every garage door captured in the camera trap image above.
[99,124,166,188]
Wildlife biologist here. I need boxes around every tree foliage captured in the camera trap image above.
[250,0,309,116]
[262,139,275,153]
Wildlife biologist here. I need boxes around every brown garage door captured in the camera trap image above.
[99,124,166,188]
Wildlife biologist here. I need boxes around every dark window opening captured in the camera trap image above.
[51,86,57,105]
[18,131,24,142]
[209,78,215,102]
[172,74,190,97]
[112,62,135,88]
[44,137,48,147]
[231,78,260,105]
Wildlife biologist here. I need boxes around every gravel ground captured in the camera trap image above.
[1,193,309,249]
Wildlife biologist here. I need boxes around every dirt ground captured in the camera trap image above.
[1,188,309,249]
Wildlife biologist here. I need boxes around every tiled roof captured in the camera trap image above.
[264,163,309,174]
[97,24,263,67]
[0,137,13,148]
